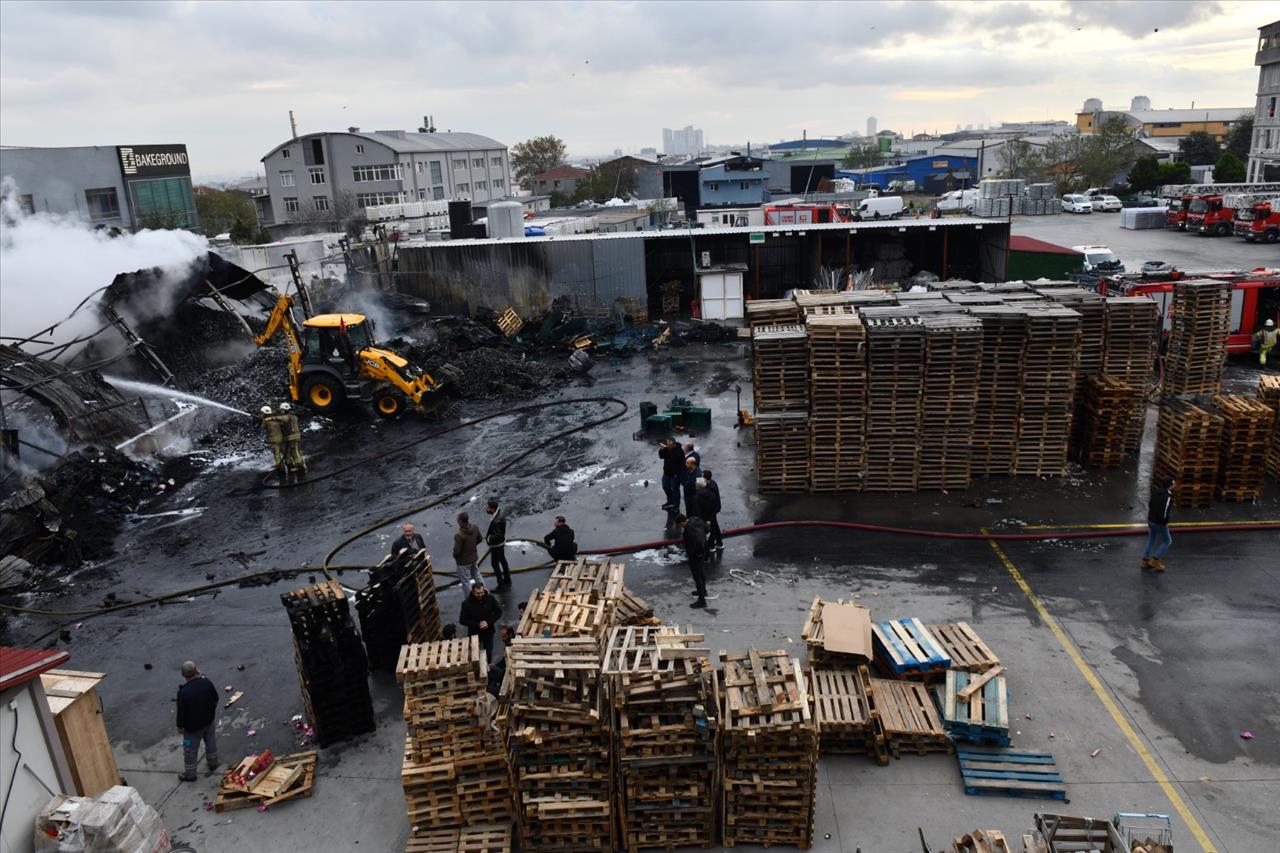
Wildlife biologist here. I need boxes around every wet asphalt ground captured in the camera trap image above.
[4,341,1278,853]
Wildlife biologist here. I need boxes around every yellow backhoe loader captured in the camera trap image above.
[254,292,460,418]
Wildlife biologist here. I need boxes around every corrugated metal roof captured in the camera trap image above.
[0,646,71,691]
[1126,108,1250,123]
[262,131,505,161]
[408,216,993,249]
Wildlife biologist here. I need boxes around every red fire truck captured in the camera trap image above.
[1233,199,1280,243]
[1158,182,1280,232]
[1097,268,1280,353]
[762,203,857,226]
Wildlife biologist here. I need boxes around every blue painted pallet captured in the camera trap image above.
[956,747,1066,800]
[935,669,1011,746]
[872,618,951,677]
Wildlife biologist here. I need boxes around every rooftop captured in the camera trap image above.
[0,646,71,691]
[262,130,506,161]
[1082,107,1251,123]
[531,165,590,181]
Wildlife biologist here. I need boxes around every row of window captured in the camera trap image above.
[453,156,503,170]
[282,196,331,212]
[355,192,407,207]
[353,164,404,182]
[705,181,759,192]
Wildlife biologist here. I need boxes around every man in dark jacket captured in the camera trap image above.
[694,477,723,552]
[484,499,512,589]
[544,516,577,561]
[486,624,517,697]
[176,660,220,781]
[679,514,710,609]
[1141,479,1175,572]
[682,455,702,517]
[459,583,503,661]
[658,438,684,511]
[453,512,483,593]
[390,522,426,557]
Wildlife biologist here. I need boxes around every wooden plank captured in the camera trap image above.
[958,665,1005,702]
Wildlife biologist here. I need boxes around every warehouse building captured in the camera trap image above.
[1076,101,1251,141]
[0,143,197,229]
[839,153,979,192]
[259,127,510,227]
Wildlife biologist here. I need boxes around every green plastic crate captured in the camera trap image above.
[684,406,712,430]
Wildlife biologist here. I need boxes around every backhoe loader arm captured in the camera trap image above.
[254,292,305,400]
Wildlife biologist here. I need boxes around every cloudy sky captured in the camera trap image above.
[0,0,1268,180]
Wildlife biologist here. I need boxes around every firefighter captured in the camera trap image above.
[261,405,285,474]
[1254,318,1277,367]
[279,402,306,479]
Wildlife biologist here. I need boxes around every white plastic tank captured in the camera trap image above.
[488,201,524,238]
[1130,95,1151,112]
[1082,97,1102,113]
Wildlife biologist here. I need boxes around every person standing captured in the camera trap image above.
[544,516,577,561]
[678,514,710,609]
[658,438,684,511]
[683,441,701,470]
[1141,479,1175,572]
[486,624,517,697]
[279,402,306,480]
[682,455,701,517]
[261,405,284,475]
[390,522,426,557]
[695,477,723,552]
[459,583,503,662]
[1253,318,1277,367]
[453,512,484,592]
[175,661,220,782]
[485,499,512,589]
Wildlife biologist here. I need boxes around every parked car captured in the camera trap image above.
[1062,194,1093,214]
[1091,195,1123,212]
[855,195,904,220]
[1072,245,1125,275]
[937,189,979,213]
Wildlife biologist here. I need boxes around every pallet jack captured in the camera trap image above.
[733,384,754,429]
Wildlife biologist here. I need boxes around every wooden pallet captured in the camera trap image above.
[214,751,317,813]
[809,666,888,764]
[1154,398,1224,508]
[801,596,873,666]
[951,829,1014,853]
[1164,280,1230,396]
[754,411,811,494]
[926,623,1000,672]
[1261,375,1280,480]
[405,823,513,853]
[1102,297,1157,452]
[495,307,523,337]
[1213,394,1275,502]
[1074,375,1136,468]
[872,618,951,678]
[868,677,951,758]
[935,668,1010,746]
[919,315,983,491]
[957,748,1064,799]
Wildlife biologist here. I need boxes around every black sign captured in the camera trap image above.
[117,145,191,179]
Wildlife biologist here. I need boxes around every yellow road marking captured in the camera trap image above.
[984,535,1218,853]
[1019,519,1280,531]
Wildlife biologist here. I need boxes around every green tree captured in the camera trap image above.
[1127,155,1162,192]
[229,214,256,243]
[1156,160,1191,186]
[997,140,1047,181]
[1077,116,1136,188]
[548,190,572,208]
[1214,151,1247,183]
[510,136,568,184]
[572,160,639,203]
[1178,131,1221,166]
[1225,114,1254,160]
[841,145,884,169]
[194,187,255,235]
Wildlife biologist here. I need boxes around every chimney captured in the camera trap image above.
[289,109,298,140]
[348,126,360,133]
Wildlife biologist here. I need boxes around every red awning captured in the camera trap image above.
[1008,235,1083,256]
[0,647,71,691]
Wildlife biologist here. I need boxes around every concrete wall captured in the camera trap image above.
[0,146,132,227]
[700,163,766,206]
[0,683,71,853]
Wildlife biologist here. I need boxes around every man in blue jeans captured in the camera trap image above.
[1141,479,1175,572]
[176,660,220,781]
[658,437,684,511]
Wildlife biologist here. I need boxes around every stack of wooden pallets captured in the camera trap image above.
[751,324,810,412]
[1154,398,1224,508]
[404,824,512,853]
[970,306,1027,477]
[396,637,510,835]
[754,411,811,494]
[796,291,858,317]
[1164,280,1231,396]
[919,315,983,490]
[1261,375,1280,480]
[862,311,925,492]
[504,637,613,851]
[935,668,1010,747]
[745,298,800,329]
[1102,297,1159,452]
[1213,394,1276,501]
[1015,306,1081,476]
[806,314,867,492]
[603,626,719,852]
[1035,286,1105,382]
[868,677,952,758]
[719,649,818,849]
[356,549,442,672]
[873,618,951,680]
[281,582,376,747]
[809,666,887,764]
[1075,375,1136,468]
[517,558,625,649]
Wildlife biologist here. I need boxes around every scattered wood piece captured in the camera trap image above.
[225,690,243,708]
[957,665,1005,702]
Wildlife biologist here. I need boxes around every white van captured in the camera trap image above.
[937,189,979,213]
[856,196,904,220]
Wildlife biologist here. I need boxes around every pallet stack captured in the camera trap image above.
[281,582,376,747]
[809,666,887,763]
[1164,279,1231,396]
[1102,297,1159,451]
[1036,286,1105,382]
[751,324,809,412]
[863,312,925,491]
[970,307,1027,476]
[745,298,800,329]
[1074,375,1136,468]
[754,411,810,494]
[868,677,952,758]
[1213,394,1276,502]
[1015,306,1081,476]
[603,626,719,852]
[504,637,613,852]
[356,549,442,672]
[1154,399,1224,508]
[719,649,818,849]
[517,558,625,650]
[1262,375,1280,480]
[404,825,512,853]
[396,637,510,835]
[806,315,867,492]
[919,315,983,490]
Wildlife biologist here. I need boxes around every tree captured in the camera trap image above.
[194,187,256,236]
[1077,116,1136,188]
[998,140,1047,182]
[1178,131,1221,166]
[288,191,365,236]
[1214,151,1246,183]
[548,190,572,208]
[1156,160,1191,186]
[841,145,884,169]
[572,160,639,203]
[1226,114,1254,160]
[229,214,257,243]
[1127,155,1162,192]
[510,136,568,184]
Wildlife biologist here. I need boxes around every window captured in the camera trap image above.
[1269,97,1277,119]
[739,181,753,191]
[418,188,427,200]
[355,144,364,154]
[553,180,561,189]
[84,187,120,220]
[473,157,484,168]
[280,170,295,187]
[432,186,445,200]
[453,158,467,170]
[352,164,403,182]
[18,194,34,215]
[309,168,326,185]
[313,196,330,211]
[128,177,196,228]
[281,148,291,159]
[493,177,503,189]
[430,161,443,183]
[355,191,406,207]
[706,182,720,191]
[415,162,424,174]
[457,183,470,194]
[310,139,324,165]
[475,181,487,191]
[491,156,502,167]
[284,196,300,213]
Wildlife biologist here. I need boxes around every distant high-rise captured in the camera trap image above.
[662,125,704,156]
[866,116,877,137]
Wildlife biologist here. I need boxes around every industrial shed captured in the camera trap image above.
[391,218,1010,318]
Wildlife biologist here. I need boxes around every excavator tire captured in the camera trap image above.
[301,375,344,413]
[373,390,404,419]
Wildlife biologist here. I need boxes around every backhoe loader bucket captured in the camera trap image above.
[435,362,464,388]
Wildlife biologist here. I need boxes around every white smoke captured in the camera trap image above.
[0,177,208,348]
